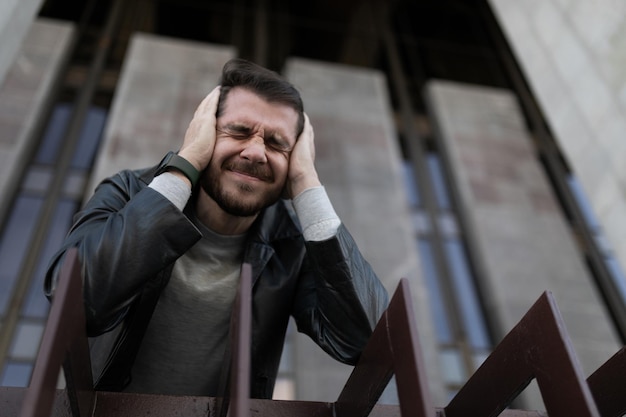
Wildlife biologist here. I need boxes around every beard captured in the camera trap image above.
[201,158,283,217]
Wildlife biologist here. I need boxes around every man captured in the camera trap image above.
[45,58,388,399]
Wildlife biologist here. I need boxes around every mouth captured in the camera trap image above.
[225,161,273,182]
[229,169,265,182]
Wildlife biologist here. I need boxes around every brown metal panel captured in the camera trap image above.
[587,347,626,417]
[2,387,557,417]
[386,279,435,417]
[5,247,622,417]
[335,279,434,417]
[19,247,95,417]
[1,387,72,417]
[444,291,600,417]
[62,257,96,417]
[229,263,252,417]
[92,391,213,417]
[334,296,395,416]
[92,394,335,417]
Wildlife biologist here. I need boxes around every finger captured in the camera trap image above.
[302,113,315,158]
[195,85,221,117]
[300,113,312,139]
[204,85,221,115]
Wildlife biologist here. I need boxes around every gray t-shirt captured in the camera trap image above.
[125,212,246,396]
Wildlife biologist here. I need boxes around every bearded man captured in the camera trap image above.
[45,58,388,399]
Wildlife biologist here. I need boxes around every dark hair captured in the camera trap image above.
[216,59,305,137]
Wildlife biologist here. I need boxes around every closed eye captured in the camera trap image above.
[217,124,252,140]
[265,135,291,153]
[217,124,293,154]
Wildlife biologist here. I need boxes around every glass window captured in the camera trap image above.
[418,239,453,344]
[0,281,13,320]
[439,348,466,385]
[71,107,107,169]
[446,388,459,402]
[438,212,459,237]
[0,196,44,315]
[275,318,295,398]
[9,322,45,360]
[607,258,626,302]
[566,176,601,229]
[278,330,293,373]
[404,146,492,393]
[567,175,626,306]
[593,233,615,257]
[22,199,78,318]
[272,377,295,400]
[21,283,51,320]
[427,153,451,209]
[1,362,32,387]
[444,240,491,350]
[402,161,420,206]
[62,169,87,200]
[23,166,54,194]
[34,104,72,165]
[411,210,431,235]
[472,351,490,369]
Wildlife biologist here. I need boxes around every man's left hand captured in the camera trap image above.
[286,113,322,198]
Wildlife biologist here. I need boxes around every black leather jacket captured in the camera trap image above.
[45,160,388,398]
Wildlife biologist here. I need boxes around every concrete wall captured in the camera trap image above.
[285,58,444,404]
[86,33,235,193]
[0,0,44,87]
[488,0,626,278]
[0,19,75,224]
[426,80,622,408]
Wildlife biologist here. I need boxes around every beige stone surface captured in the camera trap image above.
[87,33,235,194]
[0,0,44,86]
[0,19,75,223]
[426,79,622,410]
[286,58,444,405]
[488,0,626,288]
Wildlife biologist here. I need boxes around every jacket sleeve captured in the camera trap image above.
[292,223,389,365]
[44,170,201,336]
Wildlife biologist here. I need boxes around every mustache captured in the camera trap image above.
[223,159,274,182]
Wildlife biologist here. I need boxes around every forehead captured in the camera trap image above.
[219,87,299,142]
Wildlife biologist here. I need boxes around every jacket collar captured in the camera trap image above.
[243,200,303,285]
[249,199,302,244]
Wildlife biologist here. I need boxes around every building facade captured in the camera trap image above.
[0,0,624,410]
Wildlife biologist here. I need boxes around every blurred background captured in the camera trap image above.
[0,0,625,410]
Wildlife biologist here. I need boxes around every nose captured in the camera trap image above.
[239,135,267,163]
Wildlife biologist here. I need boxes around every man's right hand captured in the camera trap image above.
[178,86,221,172]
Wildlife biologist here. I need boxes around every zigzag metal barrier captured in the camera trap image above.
[1,247,625,416]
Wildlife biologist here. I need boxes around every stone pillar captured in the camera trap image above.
[87,33,235,193]
[285,58,444,404]
[426,80,621,408]
[0,18,75,225]
[488,0,626,280]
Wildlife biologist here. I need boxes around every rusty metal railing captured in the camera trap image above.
[1,247,625,416]
[17,248,94,417]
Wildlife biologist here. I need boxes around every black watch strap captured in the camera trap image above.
[156,152,200,188]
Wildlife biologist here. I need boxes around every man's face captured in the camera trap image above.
[201,87,299,217]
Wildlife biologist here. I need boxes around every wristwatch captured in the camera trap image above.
[155,152,200,188]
